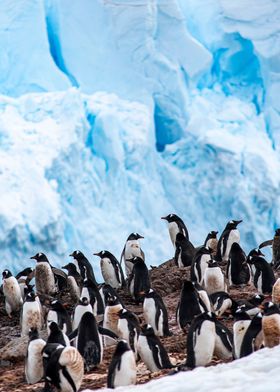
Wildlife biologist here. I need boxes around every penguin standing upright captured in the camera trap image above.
[259,228,280,268]
[69,250,98,285]
[240,313,263,358]
[210,291,234,318]
[227,242,250,286]
[191,246,212,285]
[204,260,226,295]
[128,257,151,304]
[94,250,124,289]
[161,213,189,247]
[233,308,251,359]
[248,251,275,294]
[47,300,72,335]
[204,231,219,257]
[216,220,242,263]
[117,309,140,357]
[186,312,216,368]
[272,278,280,305]
[25,328,46,384]
[174,233,195,267]
[2,269,23,317]
[81,278,104,316]
[30,253,56,296]
[72,297,93,330]
[143,289,172,336]
[16,267,34,300]
[62,263,81,304]
[193,282,212,312]
[45,345,84,392]
[262,302,280,348]
[103,294,123,346]
[21,291,42,336]
[137,325,172,372]
[214,319,233,360]
[120,233,145,276]
[107,340,137,388]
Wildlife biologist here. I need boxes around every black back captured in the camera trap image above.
[77,312,101,371]
[215,319,233,353]
[107,340,131,388]
[227,242,250,285]
[174,233,195,267]
[161,214,189,240]
[141,325,172,369]
[49,300,72,335]
[177,281,202,329]
[250,256,275,294]
[144,289,171,336]
[191,247,212,282]
[82,278,104,314]
[47,322,68,347]
[240,313,263,357]
[70,250,97,285]
[118,309,140,352]
[129,257,150,303]
[216,220,242,261]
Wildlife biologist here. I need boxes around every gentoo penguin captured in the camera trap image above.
[210,291,234,318]
[236,294,265,317]
[45,345,84,392]
[143,289,172,336]
[47,300,72,335]
[107,340,137,388]
[30,253,56,296]
[70,311,118,370]
[204,231,219,257]
[174,233,195,267]
[233,308,251,359]
[47,321,70,347]
[103,293,123,346]
[128,256,151,304]
[2,269,23,317]
[227,242,250,286]
[99,283,125,308]
[16,267,34,300]
[193,282,212,312]
[216,220,242,263]
[262,302,280,348]
[259,228,280,268]
[214,319,233,360]
[161,213,189,246]
[186,312,216,368]
[240,312,263,358]
[51,267,68,292]
[137,324,172,372]
[117,309,140,357]
[72,297,93,330]
[248,251,275,294]
[69,250,98,285]
[41,342,64,392]
[120,233,145,276]
[21,291,42,336]
[94,250,124,289]
[272,278,280,305]
[81,278,104,316]
[204,260,226,295]
[191,246,212,285]
[62,263,81,304]
[176,281,205,331]
[25,327,46,384]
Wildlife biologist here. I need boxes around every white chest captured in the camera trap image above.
[73,304,93,330]
[113,350,136,387]
[137,335,159,372]
[168,222,179,247]
[233,320,251,359]
[193,321,215,366]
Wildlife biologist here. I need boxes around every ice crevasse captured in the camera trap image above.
[0,0,280,273]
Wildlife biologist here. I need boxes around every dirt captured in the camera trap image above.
[0,259,276,392]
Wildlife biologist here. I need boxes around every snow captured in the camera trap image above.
[82,345,280,392]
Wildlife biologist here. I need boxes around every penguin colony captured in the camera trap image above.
[1,217,280,391]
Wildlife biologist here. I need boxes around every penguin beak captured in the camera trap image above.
[258,249,265,257]
[30,255,36,260]
[69,253,74,257]
[235,220,243,225]
[138,235,144,239]
[93,252,101,256]
[161,216,167,220]
[61,265,67,269]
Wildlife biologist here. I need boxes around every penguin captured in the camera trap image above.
[137,324,173,372]
[176,281,205,331]
[161,213,189,246]
[191,246,212,285]
[272,278,280,305]
[47,321,70,347]
[2,269,23,317]
[240,312,263,358]
[214,319,233,360]
[128,256,151,304]
[25,327,46,384]
[120,233,145,276]
[70,311,118,370]
[103,293,123,346]
[204,231,219,257]
[41,342,64,392]
[204,260,226,295]
[99,283,124,308]
[248,251,275,294]
[259,228,280,268]
[210,291,234,318]
[62,263,81,304]
[193,282,212,312]
[227,242,250,286]
[72,297,93,330]
[47,300,72,335]
[143,289,172,336]
[69,250,98,285]
[21,291,42,336]
[16,267,34,300]
[94,250,124,289]
[233,307,251,359]
[45,345,84,392]
[30,253,56,296]
[186,312,216,368]
[117,309,140,357]
[262,302,280,348]
[81,277,104,316]
[51,267,68,292]
[107,340,137,388]
[236,294,265,317]
[216,220,242,263]
[174,233,195,267]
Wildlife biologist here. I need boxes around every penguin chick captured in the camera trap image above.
[174,233,195,267]
[2,269,23,317]
[21,291,42,336]
[204,260,226,295]
[161,213,189,246]
[262,302,280,348]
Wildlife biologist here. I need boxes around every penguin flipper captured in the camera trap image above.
[140,249,145,261]
[259,240,273,249]
[120,246,125,265]
[98,326,118,340]
[68,328,78,342]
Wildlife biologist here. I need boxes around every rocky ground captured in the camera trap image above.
[0,259,274,392]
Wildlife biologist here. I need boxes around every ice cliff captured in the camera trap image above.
[0,0,280,274]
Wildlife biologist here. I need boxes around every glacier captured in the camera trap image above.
[0,0,280,276]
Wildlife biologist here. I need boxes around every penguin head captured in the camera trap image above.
[49,321,61,334]
[182,280,195,292]
[141,324,155,336]
[30,253,49,262]
[230,242,242,252]
[234,307,251,321]
[50,300,65,312]
[16,267,34,280]
[93,250,113,259]
[62,262,78,274]
[69,250,84,260]
[118,308,128,318]
[127,233,144,241]
[145,288,155,297]
[79,297,89,306]
[28,327,39,341]
[114,340,130,356]
[2,269,12,279]
[24,284,35,297]
[275,228,280,236]
[206,259,217,268]
[263,302,280,316]
[250,294,265,306]
[161,213,181,223]
[209,231,218,238]
[225,220,242,229]
[25,291,36,302]
[105,293,119,306]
